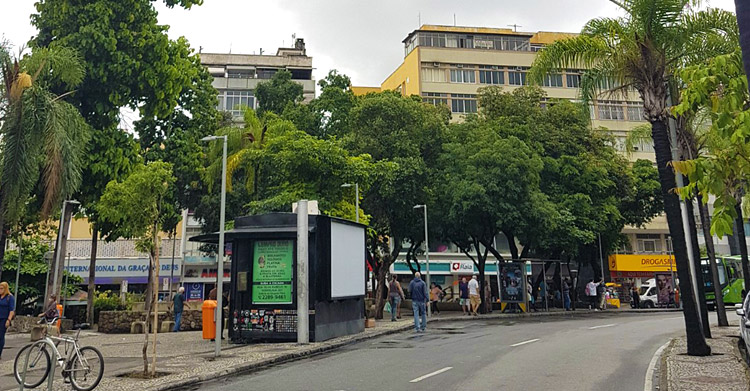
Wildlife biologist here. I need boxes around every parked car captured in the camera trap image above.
[736,295,750,364]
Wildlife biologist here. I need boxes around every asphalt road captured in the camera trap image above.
[195,311,734,391]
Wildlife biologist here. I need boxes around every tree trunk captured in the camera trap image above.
[650,118,710,356]
[142,258,152,375]
[151,226,160,377]
[0,215,7,282]
[86,226,99,326]
[374,264,388,320]
[686,199,711,338]
[735,203,750,297]
[697,193,728,327]
[735,0,750,96]
[504,231,519,260]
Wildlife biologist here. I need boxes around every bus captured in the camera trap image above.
[701,255,745,308]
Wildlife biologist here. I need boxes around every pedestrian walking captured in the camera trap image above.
[429,283,442,315]
[0,282,16,360]
[597,280,607,310]
[171,287,189,332]
[585,279,598,310]
[468,275,480,316]
[409,272,427,332]
[388,275,405,321]
[459,277,470,315]
[563,278,572,311]
[631,285,640,309]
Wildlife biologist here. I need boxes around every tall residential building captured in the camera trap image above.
[354,25,678,284]
[200,38,315,118]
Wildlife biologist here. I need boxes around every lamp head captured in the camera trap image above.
[341,183,352,188]
[413,204,425,209]
[201,135,218,142]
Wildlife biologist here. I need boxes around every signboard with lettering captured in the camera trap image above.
[252,240,294,304]
[186,283,204,301]
[451,260,475,274]
[608,254,676,273]
[63,258,181,284]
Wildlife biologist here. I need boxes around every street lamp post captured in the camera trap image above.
[202,135,228,358]
[341,183,359,223]
[52,200,79,300]
[413,205,430,317]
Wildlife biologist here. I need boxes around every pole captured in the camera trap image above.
[169,233,176,301]
[354,183,359,223]
[52,202,67,300]
[669,251,677,308]
[423,206,430,317]
[667,92,702,325]
[297,200,309,344]
[543,264,548,312]
[13,232,21,300]
[63,253,71,315]
[598,233,605,282]
[215,135,228,357]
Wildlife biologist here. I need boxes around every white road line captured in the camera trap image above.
[409,367,453,383]
[510,338,540,347]
[588,323,616,330]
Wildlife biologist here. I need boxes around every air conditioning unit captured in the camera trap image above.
[491,65,499,70]
[456,64,464,68]
[433,62,440,67]
[513,66,524,71]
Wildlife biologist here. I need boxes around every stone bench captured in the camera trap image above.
[159,321,175,333]
[130,321,147,334]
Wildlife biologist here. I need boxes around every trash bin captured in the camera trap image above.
[202,300,217,340]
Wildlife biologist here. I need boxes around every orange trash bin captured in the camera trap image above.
[202,300,217,340]
[56,304,63,330]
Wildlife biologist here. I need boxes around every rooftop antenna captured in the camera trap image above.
[453,13,456,26]
[508,24,522,32]
[418,12,421,27]
[199,45,202,54]
[229,42,232,54]
[259,48,264,55]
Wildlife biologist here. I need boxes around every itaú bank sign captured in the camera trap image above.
[608,254,676,278]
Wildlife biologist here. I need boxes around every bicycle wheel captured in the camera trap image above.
[13,343,51,388]
[70,346,104,391]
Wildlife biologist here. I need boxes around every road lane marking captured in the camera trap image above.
[409,367,453,383]
[588,324,616,330]
[510,338,540,347]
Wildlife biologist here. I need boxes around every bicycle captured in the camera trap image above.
[13,317,104,391]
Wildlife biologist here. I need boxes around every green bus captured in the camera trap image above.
[701,255,745,308]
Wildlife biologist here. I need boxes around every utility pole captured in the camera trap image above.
[297,200,309,344]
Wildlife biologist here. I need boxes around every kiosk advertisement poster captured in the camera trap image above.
[655,273,674,305]
[499,262,526,303]
[252,240,294,304]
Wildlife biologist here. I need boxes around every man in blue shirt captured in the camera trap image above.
[171,287,189,332]
[408,273,427,332]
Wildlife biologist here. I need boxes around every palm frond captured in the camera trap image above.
[21,46,84,88]
[529,35,612,84]
[624,123,653,156]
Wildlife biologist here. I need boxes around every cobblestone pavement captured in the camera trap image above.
[664,323,750,391]
[0,307,675,391]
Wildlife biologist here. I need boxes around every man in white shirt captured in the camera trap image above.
[468,276,480,316]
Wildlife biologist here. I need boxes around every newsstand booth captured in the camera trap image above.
[190,212,366,343]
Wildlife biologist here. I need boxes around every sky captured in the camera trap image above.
[0,0,738,89]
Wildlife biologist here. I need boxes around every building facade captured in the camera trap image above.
[200,38,315,119]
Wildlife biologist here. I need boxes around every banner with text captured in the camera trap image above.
[252,240,294,305]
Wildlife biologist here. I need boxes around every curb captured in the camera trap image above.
[155,309,676,391]
[644,339,673,391]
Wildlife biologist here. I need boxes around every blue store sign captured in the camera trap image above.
[186,283,204,301]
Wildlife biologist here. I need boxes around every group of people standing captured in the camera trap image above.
[585,279,609,311]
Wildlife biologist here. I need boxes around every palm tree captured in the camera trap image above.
[530,0,738,356]
[0,43,91,280]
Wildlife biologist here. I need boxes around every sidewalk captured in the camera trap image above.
[1,308,675,391]
[658,323,750,391]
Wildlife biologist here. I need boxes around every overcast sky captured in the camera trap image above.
[1,0,738,89]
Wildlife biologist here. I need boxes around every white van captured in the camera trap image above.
[638,277,678,308]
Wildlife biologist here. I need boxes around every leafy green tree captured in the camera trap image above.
[0,44,91,281]
[529,0,738,356]
[346,91,449,319]
[255,69,304,115]
[284,70,357,139]
[97,161,174,376]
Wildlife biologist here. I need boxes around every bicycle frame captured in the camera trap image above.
[18,339,57,391]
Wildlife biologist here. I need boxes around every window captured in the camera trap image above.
[450,68,476,83]
[479,66,504,84]
[219,90,255,117]
[451,94,477,113]
[626,102,645,121]
[566,70,581,88]
[508,67,528,85]
[636,234,661,253]
[227,70,254,79]
[256,68,277,79]
[543,74,563,87]
[531,44,544,52]
[421,67,447,83]
[423,92,448,106]
[597,101,625,120]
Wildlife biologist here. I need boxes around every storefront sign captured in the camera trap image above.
[252,240,294,304]
[186,283,204,301]
[499,262,526,303]
[608,254,676,273]
[63,258,181,284]
[451,261,474,273]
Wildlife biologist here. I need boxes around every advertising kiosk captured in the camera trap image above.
[190,213,366,342]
